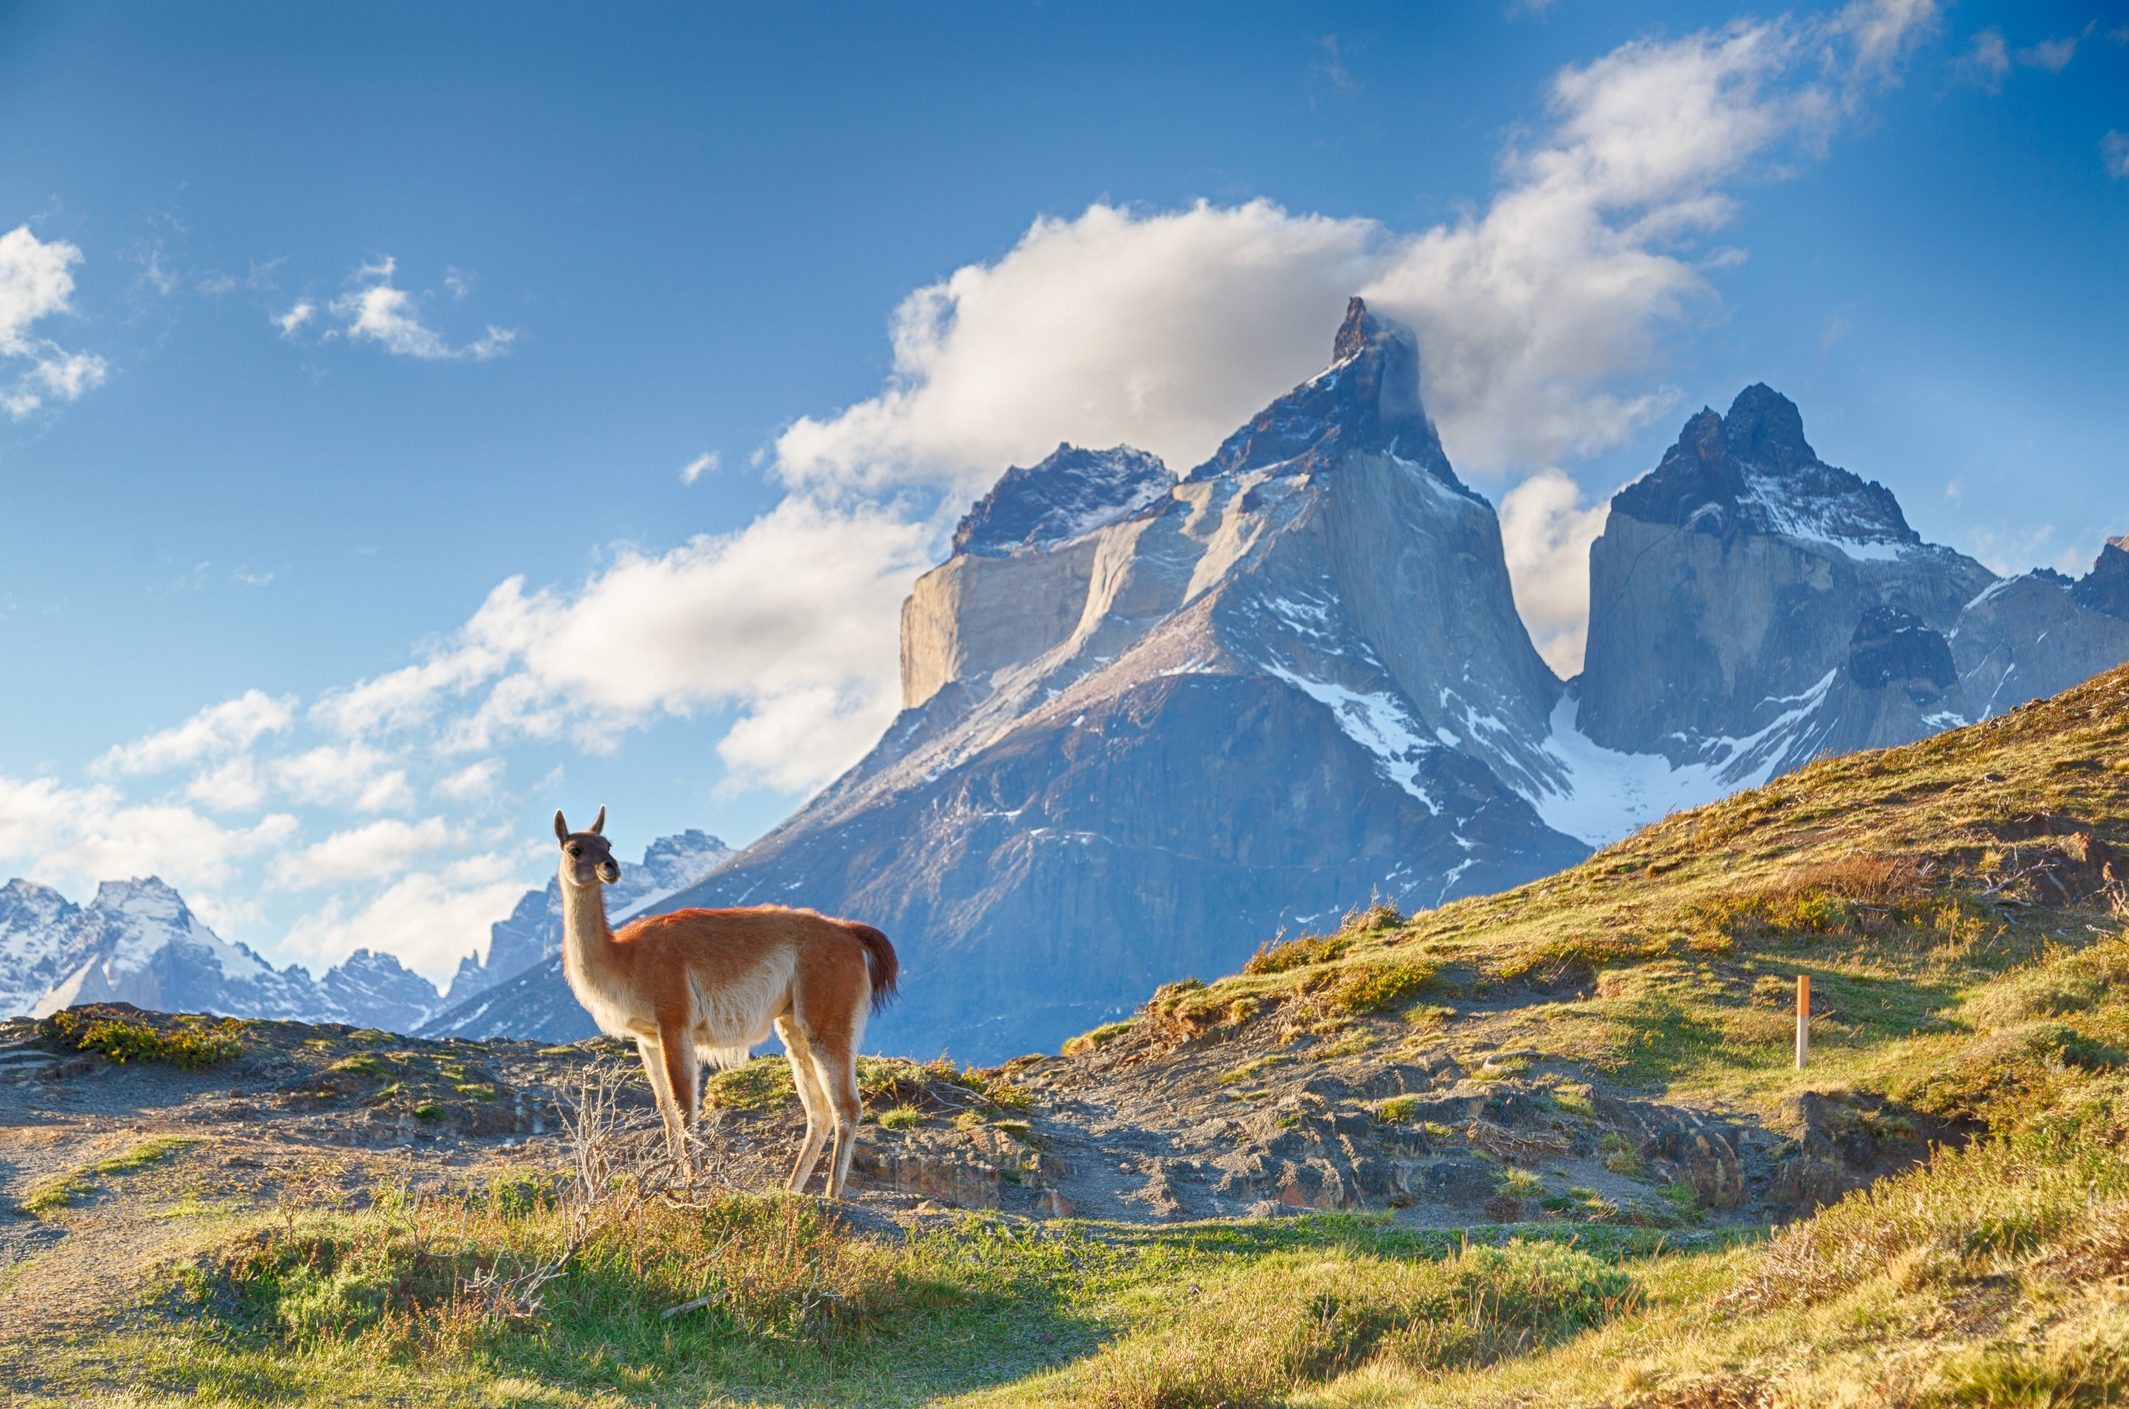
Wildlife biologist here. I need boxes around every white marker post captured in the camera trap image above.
[1795,973,1811,1069]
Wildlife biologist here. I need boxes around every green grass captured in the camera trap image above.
[1061,1020,1134,1056]
[15,667,2129,1404]
[17,1135,201,1218]
[56,1193,1670,1407]
[1215,1053,1296,1085]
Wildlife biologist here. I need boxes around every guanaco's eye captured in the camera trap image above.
[566,844,581,857]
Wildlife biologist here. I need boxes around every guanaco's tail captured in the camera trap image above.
[846,923,900,1013]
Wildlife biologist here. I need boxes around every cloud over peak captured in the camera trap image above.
[772,4,1935,492]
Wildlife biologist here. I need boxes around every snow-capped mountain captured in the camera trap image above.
[433,299,1594,1057]
[1576,384,2129,790]
[0,875,438,1030]
[421,829,732,1036]
[0,879,83,1018]
[441,303,2129,1063]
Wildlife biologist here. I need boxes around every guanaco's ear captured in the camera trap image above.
[554,810,570,845]
[590,806,605,836]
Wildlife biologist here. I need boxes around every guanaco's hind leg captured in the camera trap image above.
[655,1023,701,1178]
[813,1041,864,1200]
[775,1016,830,1194]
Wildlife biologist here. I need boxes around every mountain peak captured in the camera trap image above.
[952,444,1174,557]
[88,876,187,916]
[1330,295,1387,363]
[1612,385,1916,555]
[1723,383,1815,468]
[1187,297,1452,483]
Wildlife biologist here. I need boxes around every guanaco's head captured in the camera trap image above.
[553,807,620,888]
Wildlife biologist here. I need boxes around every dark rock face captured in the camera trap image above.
[2072,537,2129,620]
[318,949,444,1036]
[952,444,1174,557]
[452,675,1585,1055]
[1611,385,1916,547]
[425,333,2129,1064]
[0,880,81,1016]
[1953,553,2129,717]
[1,875,452,1033]
[1846,607,1956,694]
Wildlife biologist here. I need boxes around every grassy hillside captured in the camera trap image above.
[4,666,2127,1407]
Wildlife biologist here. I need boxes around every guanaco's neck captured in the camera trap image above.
[557,868,616,988]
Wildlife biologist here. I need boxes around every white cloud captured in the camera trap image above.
[433,758,504,803]
[776,201,1382,498]
[1961,24,2090,90]
[680,450,720,485]
[274,816,456,889]
[774,11,1926,487]
[185,756,268,812]
[327,256,516,361]
[2104,132,2129,181]
[0,771,297,905]
[1833,0,1940,73]
[310,642,504,738]
[439,498,934,790]
[0,226,80,352]
[1499,470,1613,675]
[273,742,416,813]
[1959,29,2011,90]
[275,300,316,336]
[279,865,530,980]
[0,225,108,419]
[97,689,297,777]
[2014,34,2081,73]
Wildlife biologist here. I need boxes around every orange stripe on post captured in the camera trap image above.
[1795,973,1811,1069]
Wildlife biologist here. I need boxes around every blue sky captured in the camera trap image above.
[0,0,2122,983]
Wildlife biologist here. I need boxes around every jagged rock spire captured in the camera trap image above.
[1187,296,1454,484]
[2071,535,2129,620]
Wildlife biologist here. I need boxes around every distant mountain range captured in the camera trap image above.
[432,298,2129,1061]
[0,830,732,1034]
[8,299,2124,1058]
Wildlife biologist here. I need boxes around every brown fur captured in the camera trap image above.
[551,811,898,1199]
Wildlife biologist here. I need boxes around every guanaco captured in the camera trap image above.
[552,808,899,1199]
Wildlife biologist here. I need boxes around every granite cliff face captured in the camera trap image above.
[1577,385,1994,779]
[1577,386,2128,787]
[410,315,2129,1064]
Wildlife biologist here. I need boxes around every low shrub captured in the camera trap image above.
[1244,932,1350,976]
[1062,1020,1133,1056]
[1327,960,1441,1015]
[44,1008,241,1069]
